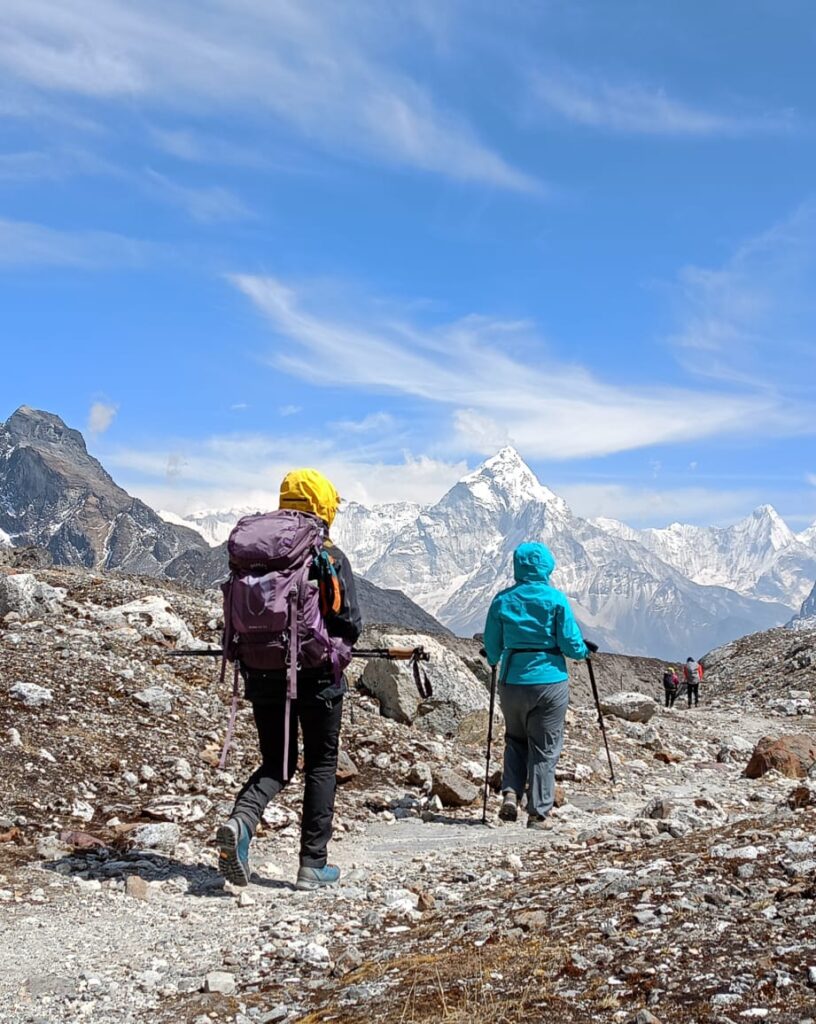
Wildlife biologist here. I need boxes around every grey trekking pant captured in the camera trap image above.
[499,681,569,819]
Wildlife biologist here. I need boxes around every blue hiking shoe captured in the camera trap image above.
[216,818,251,887]
[296,864,341,891]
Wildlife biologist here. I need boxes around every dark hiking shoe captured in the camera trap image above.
[296,864,341,891]
[499,791,518,822]
[216,819,251,887]
[527,814,556,831]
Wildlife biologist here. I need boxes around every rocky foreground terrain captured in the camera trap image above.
[1,563,816,1024]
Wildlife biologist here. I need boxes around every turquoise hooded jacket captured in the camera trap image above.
[483,542,588,685]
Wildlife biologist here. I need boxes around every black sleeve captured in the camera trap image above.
[326,544,362,645]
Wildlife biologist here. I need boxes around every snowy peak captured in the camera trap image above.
[741,504,795,551]
[457,446,566,514]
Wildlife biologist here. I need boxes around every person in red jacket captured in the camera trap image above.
[684,657,702,707]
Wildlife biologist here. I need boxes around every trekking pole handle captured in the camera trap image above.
[585,639,599,654]
[167,646,431,661]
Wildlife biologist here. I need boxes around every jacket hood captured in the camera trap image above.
[513,542,556,583]
[279,468,340,527]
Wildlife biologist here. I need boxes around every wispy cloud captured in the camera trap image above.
[530,68,794,137]
[87,400,118,435]
[104,432,467,513]
[0,217,156,269]
[0,0,535,191]
[558,482,763,528]
[228,274,808,461]
[672,202,816,394]
[331,412,396,434]
[145,169,252,223]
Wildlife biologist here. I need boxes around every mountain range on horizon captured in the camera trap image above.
[159,444,816,658]
[2,405,815,658]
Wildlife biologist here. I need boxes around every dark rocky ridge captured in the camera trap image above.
[0,406,207,574]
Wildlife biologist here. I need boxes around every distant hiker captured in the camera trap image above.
[483,542,589,830]
[216,469,361,891]
[684,657,702,707]
[662,667,679,708]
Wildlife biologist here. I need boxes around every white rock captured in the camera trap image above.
[70,800,95,822]
[133,687,173,715]
[8,727,22,748]
[204,971,236,995]
[9,681,53,707]
[0,574,66,621]
[92,595,198,647]
[599,692,659,724]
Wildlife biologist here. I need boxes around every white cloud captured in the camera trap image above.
[671,202,816,393]
[87,400,118,435]
[144,169,251,223]
[331,412,395,434]
[557,482,763,527]
[0,217,156,269]
[278,404,301,417]
[531,69,793,137]
[0,0,535,191]
[807,474,816,487]
[104,432,466,513]
[229,273,805,461]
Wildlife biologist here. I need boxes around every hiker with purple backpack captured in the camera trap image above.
[216,469,361,891]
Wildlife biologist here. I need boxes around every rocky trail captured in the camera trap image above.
[2,565,816,1023]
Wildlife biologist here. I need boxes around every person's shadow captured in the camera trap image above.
[41,845,296,896]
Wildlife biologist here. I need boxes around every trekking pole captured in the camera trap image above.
[168,645,433,698]
[482,662,498,825]
[585,641,616,784]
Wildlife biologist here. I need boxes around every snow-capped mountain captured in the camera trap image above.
[332,447,792,657]
[158,506,263,546]
[798,520,816,549]
[156,444,815,658]
[591,506,816,609]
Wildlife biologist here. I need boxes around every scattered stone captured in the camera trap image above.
[204,971,236,995]
[744,734,816,779]
[133,686,173,715]
[125,875,150,901]
[431,768,478,807]
[128,822,181,853]
[8,681,53,707]
[336,749,359,784]
[0,573,65,620]
[599,691,658,723]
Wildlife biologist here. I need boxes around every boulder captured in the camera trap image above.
[431,767,479,807]
[360,632,488,733]
[744,734,816,779]
[133,686,173,715]
[128,822,181,853]
[0,573,65,621]
[9,681,53,707]
[599,691,658,724]
[717,735,755,763]
[335,750,359,784]
[92,595,198,647]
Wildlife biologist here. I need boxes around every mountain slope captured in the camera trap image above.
[0,406,207,574]
[164,538,450,633]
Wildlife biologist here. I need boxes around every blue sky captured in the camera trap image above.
[1,0,815,528]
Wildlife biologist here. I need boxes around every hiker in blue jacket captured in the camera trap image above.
[483,542,589,830]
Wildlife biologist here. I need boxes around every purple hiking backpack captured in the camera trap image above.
[217,509,352,774]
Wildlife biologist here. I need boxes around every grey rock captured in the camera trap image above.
[204,970,236,995]
[133,686,173,714]
[431,768,478,807]
[600,692,659,723]
[129,822,181,853]
[9,681,53,707]
[0,572,65,621]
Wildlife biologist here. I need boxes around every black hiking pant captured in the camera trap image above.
[687,683,699,707]
[231,696,343,868]
[664,688,677,708]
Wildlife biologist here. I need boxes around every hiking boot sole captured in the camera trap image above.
[498,802,518,822]
[216,824,250,887]
[295,876,340,892]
